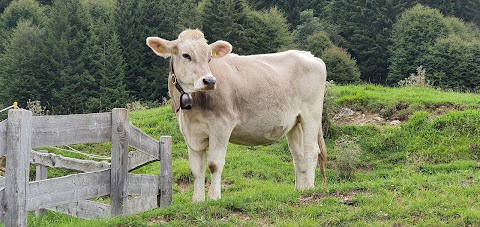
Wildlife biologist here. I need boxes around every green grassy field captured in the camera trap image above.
[22,85,480,226]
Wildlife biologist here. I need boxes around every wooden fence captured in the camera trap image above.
[0,108,173,227]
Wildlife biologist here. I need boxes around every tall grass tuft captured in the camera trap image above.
[335,135,361,181]
[26,99,49,116]
[322,81,339,138]
[398,65,431,88]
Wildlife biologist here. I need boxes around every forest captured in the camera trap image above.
[0,0,479,114]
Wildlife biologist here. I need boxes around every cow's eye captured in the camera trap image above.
[182,53,192,61]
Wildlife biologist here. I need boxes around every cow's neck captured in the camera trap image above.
[170,58,193,112]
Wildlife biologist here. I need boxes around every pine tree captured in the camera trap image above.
[322,0,409,84]
[44,0,95,114]
[245,7,294,54]
[200,0,250,54]
[116,0,183,102]
[0,21,50,107]
[81,0,127,112]
[99,33,128,111]
[176,0,202,33]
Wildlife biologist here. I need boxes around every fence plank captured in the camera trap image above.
[127,196,157,215]
[127,174,159,196]
[31,113,111,148]
[30,150,110,172]
[47,200,110,219]
[159,136,173,208]
[0,176,4,187]
[0,120,6,156]
[128,150,157,171]
[110,109,129,216]
[5,109,32,227]
[0,187,5,221]
[27,170,110,211]
[128,123,159,159]
[35,151,48,218]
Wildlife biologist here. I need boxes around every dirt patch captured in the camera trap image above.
[176,180,191,193]
[299,190,369,206]
[221,211,251,222]
[459,176,476,187]
[148,216,169,225]
[333,107,400,126]
[357,165,374,172]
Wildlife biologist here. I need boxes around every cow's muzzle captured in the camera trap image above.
[195,75,216,90]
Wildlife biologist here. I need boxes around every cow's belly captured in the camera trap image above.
[229,112,297,146]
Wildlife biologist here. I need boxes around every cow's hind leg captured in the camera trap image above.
[296,114,321,190]
[287,123,310,190]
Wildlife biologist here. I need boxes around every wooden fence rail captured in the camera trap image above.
[0,108,172,227]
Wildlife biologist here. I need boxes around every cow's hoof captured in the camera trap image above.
[192,196,206,203]
[208,192,221,200]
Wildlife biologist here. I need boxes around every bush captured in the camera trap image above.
[305,32,334,57]
[424,35,480,90]
[322,47,361,84]
[397,65,431,88]
[335,135,361,181]
[388,4,448,84]
[322,81,339,138]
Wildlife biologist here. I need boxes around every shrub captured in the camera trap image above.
[388,4,448,84]
[26,99,49,116]
[424,35,480,90]
[305,32,334,57]
[322,47,361,85]
[335,135,361,181]
[322,81,339,138]
[397,65,431,88]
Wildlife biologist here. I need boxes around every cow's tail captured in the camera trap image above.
[318,129,327,185]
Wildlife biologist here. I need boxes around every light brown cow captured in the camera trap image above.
[146,29,327,202]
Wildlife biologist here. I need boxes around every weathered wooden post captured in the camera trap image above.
[5,109,32,227]
[35,151,48,218]
[111,108,129,216]
[158,136,172,208]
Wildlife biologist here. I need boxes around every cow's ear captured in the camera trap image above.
[210,41,232,58]
[146,37,177,58]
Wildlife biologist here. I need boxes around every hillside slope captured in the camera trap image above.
[28,85,480,226]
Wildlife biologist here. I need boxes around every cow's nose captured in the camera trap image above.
[203,77,216,87]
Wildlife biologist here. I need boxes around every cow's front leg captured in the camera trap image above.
[188,146,207,202]
[207,132,230,200]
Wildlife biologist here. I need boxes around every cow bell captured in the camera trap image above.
[180,92,193,110]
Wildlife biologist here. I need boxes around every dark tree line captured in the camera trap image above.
[0,0,478,114]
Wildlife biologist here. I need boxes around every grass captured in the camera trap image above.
[334,84,480,120]
[15,84,480,226]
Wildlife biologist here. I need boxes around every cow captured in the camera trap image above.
[146,29,327,202]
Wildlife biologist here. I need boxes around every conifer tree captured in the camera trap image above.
[245,7,294,54]
[44,0,95,113]
[0,21,49,108]
[99,33,128,111]
[200,0,250,54]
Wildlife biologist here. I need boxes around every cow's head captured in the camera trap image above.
[146,29,232,92]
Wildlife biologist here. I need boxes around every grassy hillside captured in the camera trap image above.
[25,85,480,226]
